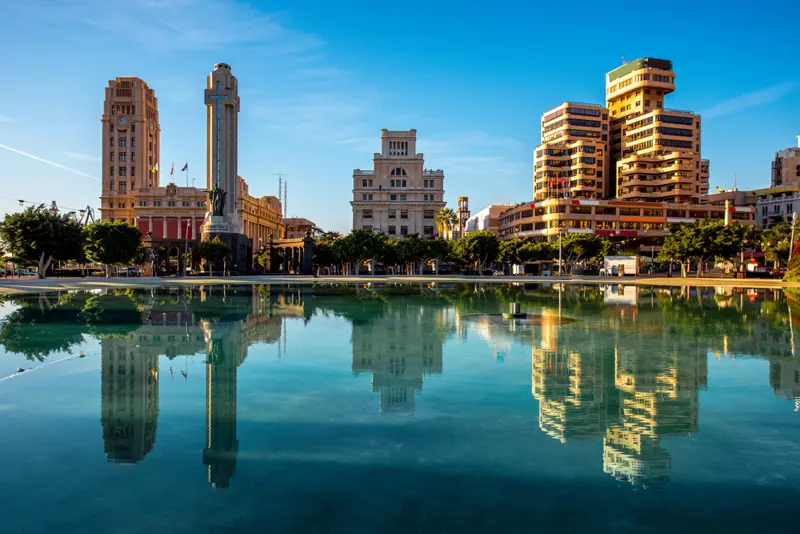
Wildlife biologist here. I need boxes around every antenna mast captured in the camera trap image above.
[272,173,289,216]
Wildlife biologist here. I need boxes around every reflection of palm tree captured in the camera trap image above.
[435,208,458,240]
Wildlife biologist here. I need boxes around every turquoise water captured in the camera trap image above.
[1,283,799,533]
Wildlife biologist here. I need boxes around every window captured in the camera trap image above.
[119,182,127,190]
[119,137,127,147]
[423,226,434,236]
[363,179,368,187]
[388,225,396,235]
[390,179,395,187]
[110,166,114,177]
[363,225,373,232]
[168,201,176,207]
[154,201,161,207]
[139,201,147,207]
[400,225,408,236]
[119,152,126,162]
[362,193,367,200]
[400,210,408,219]
[369,179,373,187]
[788,204,793,214]
[424,210,435,218]
[368,194,374,200]
[131,136,135,147]
[390,167,407,176]
[119,166,126,177]
[390,194,397,201]
[132,167,136,177]
[149,141,153,151]
[182,201,191,207]
[402,179,407,187]
[110,151,114,161]
[363,209,373,219]
[400,194,407,201]
[197,201,204,207]
[424,179,429,187]
[109,181,114,190]
[389,210,396,219]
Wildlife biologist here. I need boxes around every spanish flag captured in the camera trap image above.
[151,162,159,173]
[170,163,174,176]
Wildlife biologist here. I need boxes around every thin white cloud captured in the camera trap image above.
[16,0,324,54]
[0,144,99,181]
[0,115,14,123]
[701,82,799,119]
[61,151,100,163]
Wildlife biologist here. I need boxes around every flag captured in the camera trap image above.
[151,163,158,173]
[181,163,188,172]
[170,163,174,175]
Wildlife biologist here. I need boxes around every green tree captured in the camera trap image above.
[658,220,746,277]
[312,233,340,275]
[394,234,427,274]
[518,241,556,263]
[334,229,387,275]
[560,234,610,273]
[454,230,499,273]
[498,237,525,266]
[0,206,84,279]
[761,221,792,267]
[196,237,230,276]
[422,237,451,275]
[83,220,142,276]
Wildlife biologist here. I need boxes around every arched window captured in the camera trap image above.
[390,167,407,176]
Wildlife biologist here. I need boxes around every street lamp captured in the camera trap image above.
[789,212,798,264]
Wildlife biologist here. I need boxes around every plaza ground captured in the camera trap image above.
[0,274,795,295]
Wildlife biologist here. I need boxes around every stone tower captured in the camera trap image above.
[203,63,240,234]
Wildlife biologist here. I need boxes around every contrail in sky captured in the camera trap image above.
[0,143,99,181]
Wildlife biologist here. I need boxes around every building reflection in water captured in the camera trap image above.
[96,285,299,487]
[351,302,446,414]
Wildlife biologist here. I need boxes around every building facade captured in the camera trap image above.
[498,198,754,244]
[534,102,611,201]
[282,217,319,239]
[606,58,704,204]
[755,184,800,228]
[771,143,800,187]
[100,77,162,224]
[464,204,511,237]
[351,129,445,238]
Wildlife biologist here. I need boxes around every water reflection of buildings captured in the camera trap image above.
[97,286,301,488]
[352,303,445,413]
[529,303,707,488]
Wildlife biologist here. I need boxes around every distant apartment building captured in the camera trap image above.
[533,102,610,201]
[700,159,710,195]
[282,217,319,239]
[465,204,511,237]
[351,129,445,238]
[771,142,800,187]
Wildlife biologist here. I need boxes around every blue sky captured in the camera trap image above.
[0,0,798,233]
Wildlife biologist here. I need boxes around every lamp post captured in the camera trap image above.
[558,229,563,277]
[183,219,190,277]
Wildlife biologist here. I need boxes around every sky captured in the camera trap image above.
[0,0,798,233]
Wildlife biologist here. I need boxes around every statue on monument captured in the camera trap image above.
[209,185,227,217]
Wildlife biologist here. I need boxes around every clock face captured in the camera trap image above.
[116,117,127,127]
[149,121,155,132]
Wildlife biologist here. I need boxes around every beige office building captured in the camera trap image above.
[351,129,445,238]
[533,102,611,201]
[100,77,162,224]
[771,143,800,187]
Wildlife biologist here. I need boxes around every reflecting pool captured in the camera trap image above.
[1,283,799,533]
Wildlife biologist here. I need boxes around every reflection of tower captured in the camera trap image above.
[769,357,800,411]
[531,316,611,443]
[100,340,159,464]
[203,337,240,488]
[602,345,707,488]
[352,304,443,413]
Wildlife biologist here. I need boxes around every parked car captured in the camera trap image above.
[15,269,36,276]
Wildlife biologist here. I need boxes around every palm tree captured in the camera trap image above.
[435,208,458,240]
